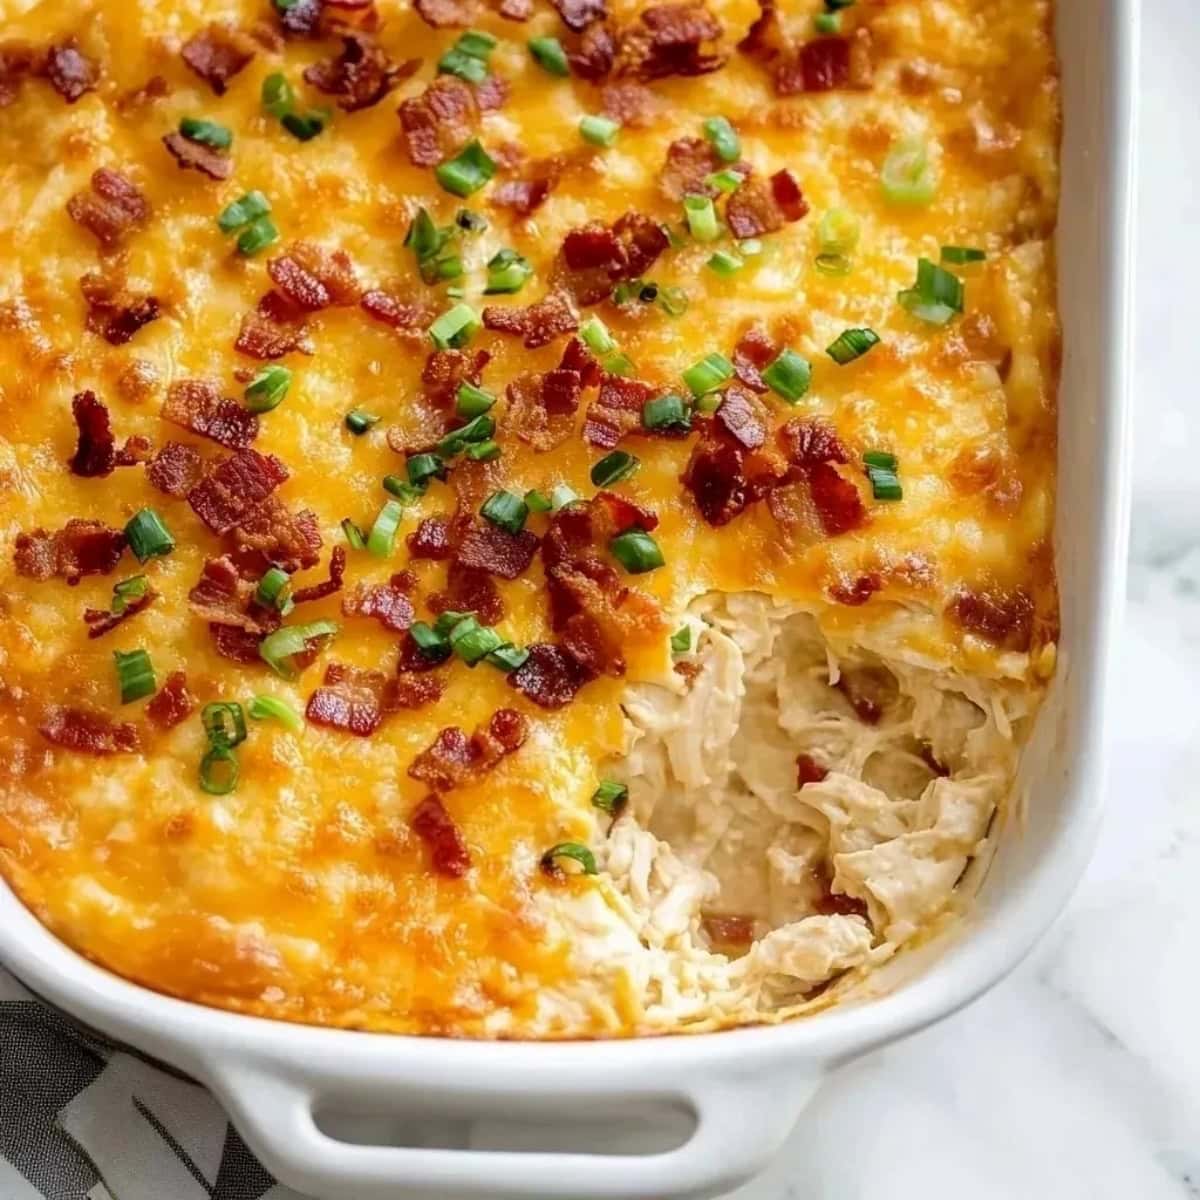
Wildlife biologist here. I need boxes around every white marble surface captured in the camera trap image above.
[734,4,1200,1196]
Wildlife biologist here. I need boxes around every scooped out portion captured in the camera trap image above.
[528,592,1029,1034]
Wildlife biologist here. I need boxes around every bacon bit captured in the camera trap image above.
[342,580,415,631]
[304,34,416,111]
[948,585,1034,651]
[714,386,767,450]
[68,391,116,478]
[119,74,171,111]
[286,546,344,605]
[84,587,155,639]
[509,643,595,709]
[661,136,724,200]
[181,23,256,95]
[43,38,99,103]
[738,0,783,60]
[407,516,456,560]
[162,378,259,450]
[617,3,726,80]
[80,270,161,346]
[209,623,265,664]
[276,0,322,36]
[67,169,150,249]
[567,22,616,80]
[188,555,275,633]
[398,75,477,168]
[230,497,323,575]
[385,671,445,710]
[14,521,125,584]
[456,523,540,580]
[482,291,578,350]
[556,212,669,306]
[360,288,433,331]
[268,242,361,312]
[807,461,866,537]
[146,441,204,497]
[497,0,533,18]
[414,0,474,26]
[0,41,38,107]
[474,74,509,111]
[796,753,828,786]
[40,706,138,755]
[682,437,747,527]
[816,890,870,919]
[409,708,528,791]
[490,175,554,217]
[731,326,776,394]
[398,628,449,673]
[235,291,310,360]
[600,80,659,126]
[422,347,490,410]
[187,448,289,535]
[147,671,195,730]
[429,562,503,624]
[829,573,881,607]
[702,913,755,948]
[726,169,808,238]
[306,662,387,736]
[778,418,847,466]
[583,373,655,449]
[775,35,849,95]
[162,131,232,181]
[552,0,607,31]
[504,371,574,453]
[410,796,471,877]
[836,666,893,725]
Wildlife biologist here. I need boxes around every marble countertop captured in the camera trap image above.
[736,4,1200,1197]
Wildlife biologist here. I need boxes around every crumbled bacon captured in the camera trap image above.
[777,36,848,94]
[731,325,776,394]
[306,662,387,736]
[836,667,893,725]
[407,516,456,560]
[0,41,38,107]
[552,0,607,31]
[186,448,289,535]
[43,39,98,103]
[725,169,808,238]
[304,34,416,111]
[275,0,322,36]
[490,175,555,217]
[583,373,656,449]
[66,168,150,249]
[475,74,509,111]
[83,587,155,639]
[505,365,584,453]
[661,136,724,200]
[14,521,125,584]
[682,436,747,527]
[181,23,255,95]
[482,291,578,349]
[600,80,659,126]
[398,628,450,673]
[162,131,232,181]
[235,292,310,360]
[948,585,1034,651]
[230,497,323,575]
[702,913,755,948]
[556,212,669,306]
[291,546,347,604]
[410,796,471,877]
[80,270,161,346]
[209,623,265,664]
[509,643,595,709]
[146,441,204,497]
[456,524,540,580]
[796,753,828,786]
[147,671,195,730]
[428,562,503,624]
[778,418,847,467]
[342,579,415,631]
[188,555,276,633]
[829,572,881,607]
[360,288,434,330]
[421,348,490,410]
[816,888,870,920]
[162,378,259,450]
[713,386,767,450]
[385,670,445,710]
[567,22,616,80]
[414,0,474,26]
[268,242,361,312]
[496,0,532,17]
[806,462,866,536]
[68,391,116,478]
[40,706,138,755]
[398,75,478,168]
[408,708,528,791]
[617,3,726,80]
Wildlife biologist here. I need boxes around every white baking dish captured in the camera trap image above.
[0,2,1135,1196]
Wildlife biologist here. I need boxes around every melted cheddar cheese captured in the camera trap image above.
[0,0,1059,1037]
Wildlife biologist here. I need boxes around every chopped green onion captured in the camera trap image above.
[815,253,853,277]
[113,649,156,704]
[457,29,497,58]
[704,168,745,194]
[642,393,691,433]
[826,0,856,10]
[429,302,481,350]
[580,316,617,355]
[524,489,552,513]
[707,250,743,278]
[410,621,452,662]
[406,206,459,284]
[202,701,247,749]
[481,489,528,534]
[528,35,570,76]
[435,139,496,198]
[199,745,239,795]
[124,508,174,563]
[345,409,380,435]
[702,115,740,163]
[818,207,860,255]
[111,575,149,614]
[683,194,720,243]
[437,414,495,458]
[610,528,664,574]
[761,349,812,403]
[281,110,328,141]
[259,619,339,680]
[462,437,495,459]
[456,208,488,234]
[456,381,496,418]
[438,47,489,84]
[218,190,271,234]
[448,615,505,666]
[864,451,902,501]
[591,450,639,487]
[670,625,692,654]
[814,11,840,32]
[236,215,279,256]
[407,452,447,488]
[341,518,367,549]
[383,475,422,503]
[541,842,598,876]
[550,484,579,511]
[486,644,529,672]
[180,117,232,150]
[248,695,303,733]
[602,351,637,377]
[433,610,473,638]
[826,327,880,365]
[256,566,294,615]
[580,114,620,147]
[941,245,986,264]
[261,73,295,118]
[244,365,291,412]
[897,257,964,325]
[656,285,689,317]
[484,248,533,295]
[591,779,628,815]
[682,351,734,397]
[366,500,404,557]
[863,449,898,471]
[693,392,722,414]
[880,136,937,206]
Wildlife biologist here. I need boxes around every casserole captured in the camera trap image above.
[0,0,1133,1195]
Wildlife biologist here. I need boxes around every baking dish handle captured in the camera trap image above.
[208,1060,821,1200]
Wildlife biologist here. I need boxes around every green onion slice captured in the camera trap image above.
[528,35,570,76]
[256,567,294,615]
[436,413,494,457]
[642,393,691,433]
[940,245,986,264]
[410,621,452,662]
[464,438,500,460]
[248,695,304,733]
[383,475,422,503]
[817,207,860,256]
[897,257,964,325]
[670,625,692,654]
[542,842,598,876]
[438,47,489,85]
[448,615,505,666]
[456,381,496,418]
[702,115,740,163]
[814,11,840,32]
[124,508,174,563]
[281,110,329,141]
[435,139,496,198]
[549,484,578,511]
[590,450,639,487]
[111,575,149,614]
[683,194,721,243]
[580,114,620,147]
[259,620,339,680]
[261,73,295,118]
[707,250,743,278]
[610,528,664,574]
[591,779,628,815]
[218,190,271,234]
[826,327,880,365]
[880,136,937,206]
[524,489,552,513]
[180,117,232,149]
[761,349,812,403]
[484,248,533,295]
[815,253,853,277]
[705,168,745,194]
[341,518,367,550]
[456,29,497,58]
[198,744,239,795]
[580,316,616,356]
[202,700,247,749]
[481,489,528,534]
[656,285,688,317]
[486,644,529,672]
[682,351,734,397]
[407,452,447,488]
[114,649,156,704]
[864,450,903,501]
[429,302,481,350]
[345,409,381,435]
[236,215,279,256]
[244,365,291,412]
[366,500,405,558]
